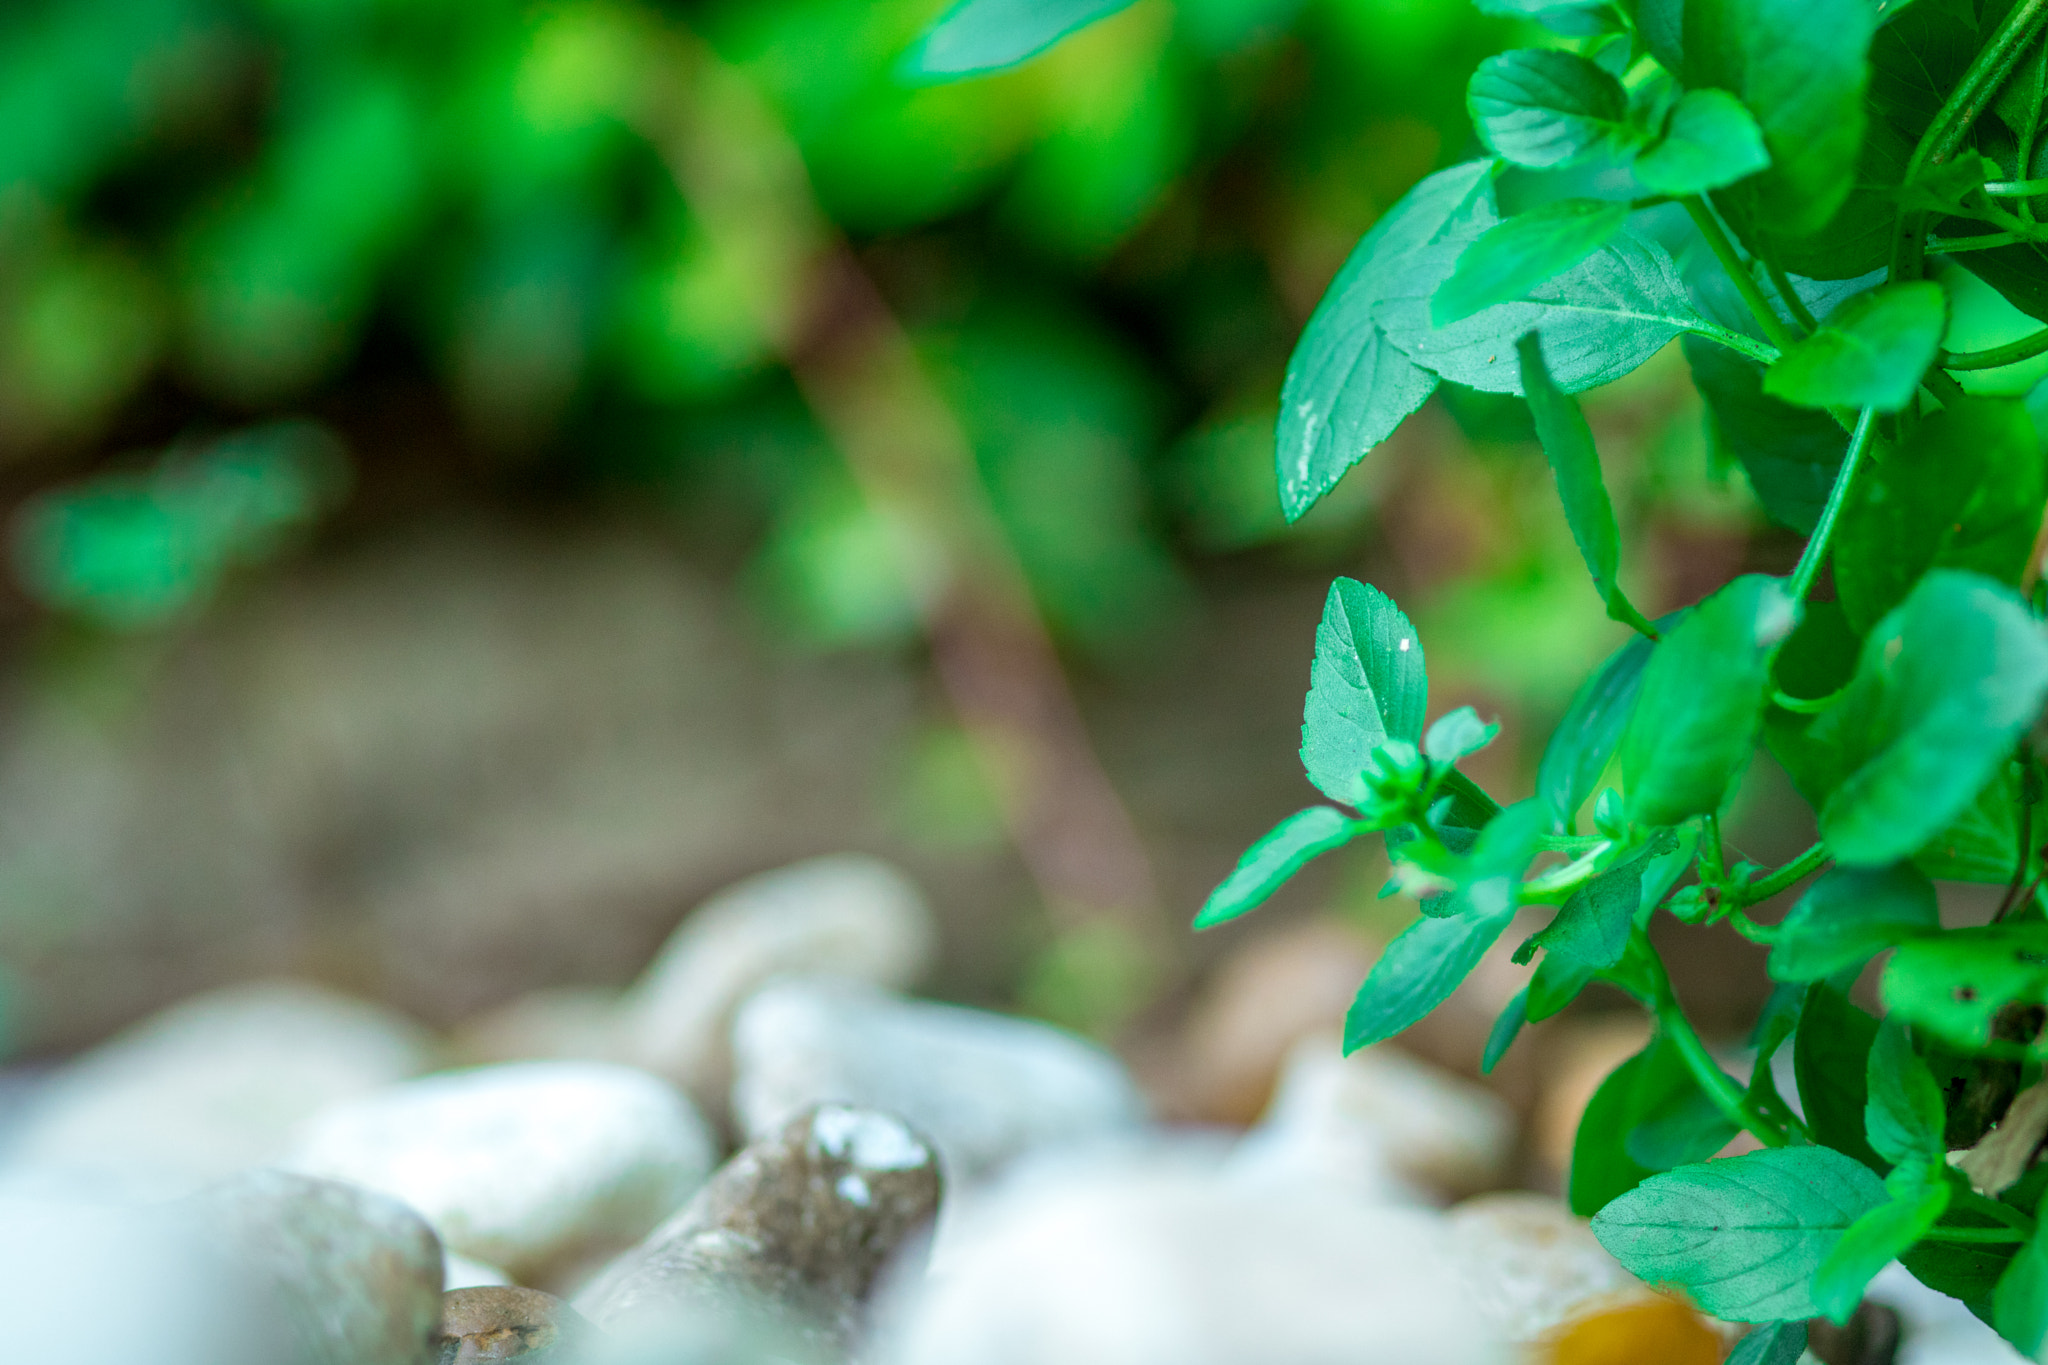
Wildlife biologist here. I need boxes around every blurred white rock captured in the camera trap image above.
[625,856,935,1106]
[872,1155,1509,1365]
[0,1189,234,1365]
[730,979,1143,1182]
[451,987,628,1067]
[1229,1034,1514,1202]
[1446,1192,1660,1345]
[190,1169,444,1365]
[445,1251,512,1290]
[289,1060,716,1280]
[0,980,433,1197]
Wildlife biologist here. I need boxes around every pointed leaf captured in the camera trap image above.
[1469,49,1631,169]
[1683,0,1876,237]
[1883,924,2048,1051]
[1865,1016,1946,1169]
[1591,1147,1889,1321]
[1275,165,1489,519]
[1767,864,1940,983]
[1194,808,1358,929]
[1633,88,1771,196]
[1810,572,2048,866]
[1725,1322,1808,1365]
[1536,623,1666,824]
[1301,578,1428,806]
[1995,1222,2048,1358]
[903,0,1137,78]
[1796,984,1884,1171]
[1519,329,1653,633]
[1532,854,1644,968]
[1343,896,1518,1052]
[1811,1176,1949,1324]
[1763,282,1946,413]
[1622,575,1796,827]
[1434,200,1629,325]
[1833,397,2047,635]
[1424,705,1497,762]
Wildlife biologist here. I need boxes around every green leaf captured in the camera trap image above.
[1300,578,1429,807]
[1632,88,1770,196]
[1761,282,1945,413]
[1468,49,1631,170]
[1472,0,1621,33]
[1767,864,1941,983]
[1528,945,1598,1021]
[1905,1239,2018,1322]
[1482,986,1529,1075]
[1433,201,1630,326]
[1621,574,1796,827]
[902,0,1136,79]
[1378,211,1711,397]
[1865,1016,1946,1169]
[1536,623,1665,824]
[1724,1322,1807,1365]
[1883,924,2048,1051]
[1342,897,1518,1052]
[1423,705,1497,762]
[1518,329,1654,634]
[1995,1221,2048,1358]
[1532,853,1644,968]
[1275,166,1481,520]
[1194,808,1358,930]
[1810,1174,1949,1324]
[1590,1147,1889,1321]
[1344,802,1545,1052]
[1832,398,2048,635]
[1682,0,1876,238]
[1569,1041,1661,1215]
[1683,336,1846,534]
[1796,984,1884,1170]
[1809,572,2048,866]
[1625,1051,1740,1170]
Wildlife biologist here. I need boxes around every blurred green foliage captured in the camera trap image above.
[0,0,1530,648]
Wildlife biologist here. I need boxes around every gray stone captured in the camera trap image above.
[577,1104,943,1360]
[1443,1193,1660,1346]
[0,980,433,1197]
[435,1287,591,1362]
[290,1062,717,1281]
[625,857,935,1112]
[730,980,1143,1182]
[190,1168,445,1365]
[871,1156,1508,1365]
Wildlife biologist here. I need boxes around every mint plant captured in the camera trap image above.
[916,0,2048,1347]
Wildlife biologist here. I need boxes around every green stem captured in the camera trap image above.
[1929,232,2028,252]
[1953,1186,2039,1234]
[1683,320,1779,367]
[1686,197,1798,352]
[1728,909,1780,945]
[1772,686,1845,715]
[1989,179,2048,197]
[1764,257,1818,335]
[1654,989,1789,1147]
[1895,0,2048,283]
[1737,842,1831,906]
[1924,366,1969,407]
[1925,1225,2030,1244]
[1942,326,2048,369]
[1789,408,1878,606]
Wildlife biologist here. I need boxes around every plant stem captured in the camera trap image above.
[1953,1186,2039,1235]
[1654,989,1789,1147]
[1929,231,2027,252]
[1925,1225,2030,1243]
[1764,257,1818,334]
[1789,408,1879,606]
[1685,197,1798,352]
[1894,0,2048,283]
[1772,686,1845,715]
[1942,326,2048,369]
[1989,179,2048,196]
[1738,842,1831,905]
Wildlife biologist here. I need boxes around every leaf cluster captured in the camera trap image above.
[922,0,2048,1345]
